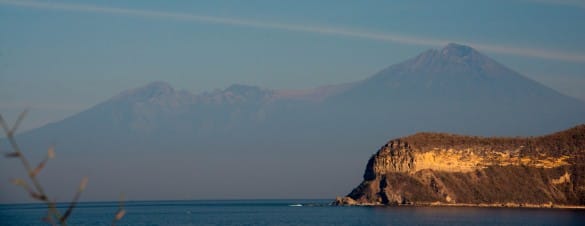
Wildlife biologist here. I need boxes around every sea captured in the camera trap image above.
[1,199,584,225]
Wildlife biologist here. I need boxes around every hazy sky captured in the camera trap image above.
[1,0,584,131]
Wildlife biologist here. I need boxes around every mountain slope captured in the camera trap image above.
[323,43,585,136]
[19,43,585,149]
[2,43,585,202]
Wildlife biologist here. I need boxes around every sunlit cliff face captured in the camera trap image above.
[371,144,570,175]
[339,125,585,207]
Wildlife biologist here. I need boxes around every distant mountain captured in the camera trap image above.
[324,43,585,136]
[3,43,585,202]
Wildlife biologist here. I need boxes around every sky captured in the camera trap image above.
[1,0,584,132]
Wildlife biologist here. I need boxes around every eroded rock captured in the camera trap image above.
[335,125,585,207]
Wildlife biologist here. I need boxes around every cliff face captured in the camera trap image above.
[336,125,585,207]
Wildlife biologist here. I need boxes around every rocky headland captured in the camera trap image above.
[335,125,585,208]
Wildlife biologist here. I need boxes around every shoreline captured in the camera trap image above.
[422,202,585,209]
[335,200,585,209]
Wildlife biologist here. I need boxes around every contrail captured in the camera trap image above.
[1,0,584,63]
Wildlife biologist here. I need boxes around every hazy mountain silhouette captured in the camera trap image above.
[323,43,585,136]
[4,43,585,202]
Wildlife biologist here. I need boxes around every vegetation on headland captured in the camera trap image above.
[399,124,585,156]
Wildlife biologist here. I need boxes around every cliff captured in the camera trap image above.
[335,125,585,207]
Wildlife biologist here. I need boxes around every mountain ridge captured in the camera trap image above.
[34,42,584,135]
[2,43,585,202]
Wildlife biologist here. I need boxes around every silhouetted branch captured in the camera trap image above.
[60,177,88,224]
[1,111,126,225]
[112,193,126,226]
[0,110,61,225]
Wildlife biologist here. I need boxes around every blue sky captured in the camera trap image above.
[1,0,584,131]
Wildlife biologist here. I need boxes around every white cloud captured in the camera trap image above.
[1,0,584,63]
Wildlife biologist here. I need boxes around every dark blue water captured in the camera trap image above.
[1,200,584,225]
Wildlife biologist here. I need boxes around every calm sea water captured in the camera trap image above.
[1,200,584,225]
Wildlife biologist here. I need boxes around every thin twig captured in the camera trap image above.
[60,177,88,224]
[2,111,125,225]
[0,112,62,225]
[112,193,126,226]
